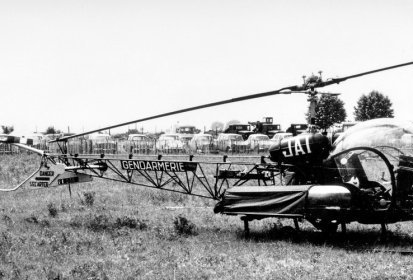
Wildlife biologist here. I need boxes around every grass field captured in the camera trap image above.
[1,154,413,279]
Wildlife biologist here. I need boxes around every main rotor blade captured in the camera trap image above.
[53,86,294,142]
[317,61,413,88]
[53,60,413,142]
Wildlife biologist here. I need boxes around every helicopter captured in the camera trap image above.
[1,61,413,237]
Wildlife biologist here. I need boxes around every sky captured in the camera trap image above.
[1,0,413,136]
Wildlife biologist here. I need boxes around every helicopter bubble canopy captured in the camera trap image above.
[331,118,413,157]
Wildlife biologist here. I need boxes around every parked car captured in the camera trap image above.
[156,134,184,153]
[178,134,194,145]
[89,133,117,154]
[215,133,245,152]
[127,134,153,153]
[189,134,213,153]
[89,133,112,142]
[244,134,272,152]
[128,134,148,141]
[271,132,293,143]
[176,125,197,134]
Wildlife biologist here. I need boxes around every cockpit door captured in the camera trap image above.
[330,147,395,210]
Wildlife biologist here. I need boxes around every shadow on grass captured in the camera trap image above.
[234,223,413,254]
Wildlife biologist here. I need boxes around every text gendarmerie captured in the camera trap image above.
[120,160,197,172]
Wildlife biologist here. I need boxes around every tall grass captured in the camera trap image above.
[0,154,413,279]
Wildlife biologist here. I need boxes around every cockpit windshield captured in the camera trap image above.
[332,118,413,162]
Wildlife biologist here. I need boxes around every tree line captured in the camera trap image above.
[308,90,394,132]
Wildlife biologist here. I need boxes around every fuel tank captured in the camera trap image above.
[269,133,330,165]
[307,185,352,209]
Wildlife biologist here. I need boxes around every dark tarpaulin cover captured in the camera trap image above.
[214,185,312,216]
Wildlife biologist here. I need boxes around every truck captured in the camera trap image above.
[249,117,282,138]
[224,124,253,140]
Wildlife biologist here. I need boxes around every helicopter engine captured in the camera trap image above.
[269,133,330,167]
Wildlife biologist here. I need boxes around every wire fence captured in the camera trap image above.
[4,139,413,157]
[1,139,274,155]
